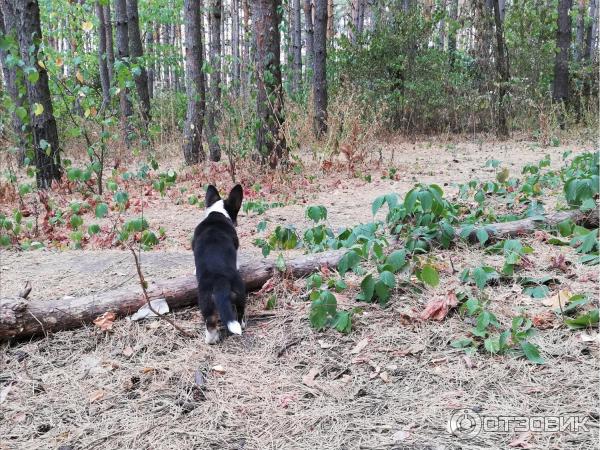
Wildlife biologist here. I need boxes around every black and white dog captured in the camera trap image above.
[192,184,246,344]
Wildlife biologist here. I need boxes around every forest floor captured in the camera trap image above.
[1,135,599,449]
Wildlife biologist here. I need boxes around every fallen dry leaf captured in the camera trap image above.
[541,289,572,309]
[392,430,411,443]
[419,291,459,321]
[579,333,600,344]
[463,355,476,369]
[93,311,116,331]
[122,346,134,357]
[211,365,226,374]
[509,432,533,448]
[532,311,555,329]
[350,338,369,354]
[0,385,13,404]
[340,374,352,383]
[394,343,426,357]
[257,277,276,296]
[302,367,319,387]
[89,390,105,403]
[379,371,390,383]
[318,340,335,349]
[549,254,569,272]
[141,367,155,374]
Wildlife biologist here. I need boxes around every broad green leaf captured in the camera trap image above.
[33,103,43,116]
[564,309,599,329]
[95,203,109,218]
[379,270,395,288]
[418,265,439,287]
[520,341,544,364]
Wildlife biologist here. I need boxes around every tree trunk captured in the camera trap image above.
[553,0,572,121]
[448,0,459,68]
[95,1,111,108]
[206,0,222,162]
[241,0,250,96]
[126,0,151,125]
[146,23,155,99]
[292,0,303,94]
[0,0,28,166]
[492,0,509,138]
[303,0,314,79]
[182,0,206,165]
[252,0,286,168]
[15,0,61,189]
[231,0,241,94]
[327,0,334,39]
[3,207,597,340]
[103,3,115,87]
[114,0,133,142]
[313,0,328,137]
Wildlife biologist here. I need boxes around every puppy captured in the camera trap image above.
[192,184,245,344]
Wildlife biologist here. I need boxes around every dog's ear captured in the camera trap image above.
[205,185,221,207]
[224,184,243,224]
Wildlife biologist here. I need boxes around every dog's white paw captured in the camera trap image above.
[227,321,242,335]
[205,328,220,344]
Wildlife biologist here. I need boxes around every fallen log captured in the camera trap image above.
[460,207,598,243]
[1,207,597,339]
[0,250,345,339]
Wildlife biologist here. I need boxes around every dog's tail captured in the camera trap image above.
[213,277,242,335]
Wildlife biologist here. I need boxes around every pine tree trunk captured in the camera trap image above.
[95,1,111,108]
[326,0,334,39]
[146,23,155,100]
[114,0,133,142]
[241,0,250,95]
[492,0,509,138]
[231,0,240,93]
[553,0,572,127]
[206,0,222,161]
[15,0,61,189]
[292,0,303,94]
[182,0,206,165]
[448,0,459,68]
[0,0,28,166]
[127,0,151,125]
[252,0,286,168]
[303,0,314,79]
[313,0,328,137]
[103,3,115,85]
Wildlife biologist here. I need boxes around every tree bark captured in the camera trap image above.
[313,0,328,137]
[231,0,241,94]
[206,0,222,162]
[127,0,151,125]
[252,0,286,168]
[114,0,133,142]
[146,23,155,99]
[0,0,28,166]
[103,3,115,84]
[95,1,111,108]
[15,0,61,189]
[492,0,509,139]
[448,0,459,68]
[2,207,597,340]
[292,0,303,94]
[553,0,573,115]
[182,0,206,165]
[326,0,334,39]
[303,0,314,79]
[241,0,250,96]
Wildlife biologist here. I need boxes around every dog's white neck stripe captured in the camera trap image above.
[205,199,231,220]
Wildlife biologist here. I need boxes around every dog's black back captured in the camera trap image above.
[192,184,245,344]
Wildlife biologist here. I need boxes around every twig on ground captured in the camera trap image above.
[129,247,194,338]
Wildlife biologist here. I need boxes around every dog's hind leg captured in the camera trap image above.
[198,288,220,344]
[231,275,247,329]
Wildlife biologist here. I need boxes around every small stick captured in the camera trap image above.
[19,281,32,299]
[129,247,194,338]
